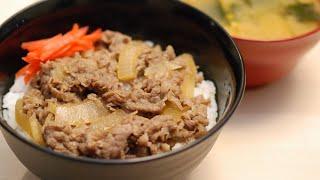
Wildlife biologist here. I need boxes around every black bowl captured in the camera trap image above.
[0,0,245,179]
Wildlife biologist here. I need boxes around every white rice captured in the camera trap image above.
[144,40,154,47]
[2,77,29,138]
[2,75,217,149]
[194,79,218,131]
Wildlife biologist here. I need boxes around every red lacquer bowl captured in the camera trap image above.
[234,27,320,88]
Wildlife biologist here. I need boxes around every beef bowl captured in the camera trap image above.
[0,0,245,179]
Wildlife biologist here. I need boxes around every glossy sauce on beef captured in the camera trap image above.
[20,30,210,159]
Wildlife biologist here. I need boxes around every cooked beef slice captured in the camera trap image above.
[21,30,211,159]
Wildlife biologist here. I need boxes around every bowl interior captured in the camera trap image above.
[0,0,244,163]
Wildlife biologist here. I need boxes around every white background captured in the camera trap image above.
[0,1,320,179]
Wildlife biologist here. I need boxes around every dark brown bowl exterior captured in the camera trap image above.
[0,0,245,179]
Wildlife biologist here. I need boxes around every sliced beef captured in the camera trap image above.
[182,96,209,137]
[101,30,132,53]
[22,30,211,159]
[44,112,198,159]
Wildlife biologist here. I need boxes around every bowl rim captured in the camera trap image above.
[233,26,320,43]
[0,0,245,165]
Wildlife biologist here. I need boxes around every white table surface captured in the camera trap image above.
[0,1,320,180]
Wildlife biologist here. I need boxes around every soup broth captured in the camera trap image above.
[183,0,320,40]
